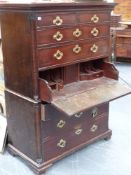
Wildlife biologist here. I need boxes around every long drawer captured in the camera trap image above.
[36,24,110,46]
[36,12,110,28]
[43,115,108,162]
[37,38,109,69]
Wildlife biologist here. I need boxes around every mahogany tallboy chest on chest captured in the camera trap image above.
[0,1,131,174]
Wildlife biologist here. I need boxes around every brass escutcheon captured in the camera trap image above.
[74,112,83,118]
[73,44,82,54]
[91,28,99,37]
[53,31,63,41]
[75,128,83,135]
[54,50,63,60]
[57,120,66,128]
[91,14,99,23]
[90,44,98,53]
[73,28,82,38]
[90,124,98,132]
[53,16,63,26]
[57,139,66,148]
[92,107,98,118]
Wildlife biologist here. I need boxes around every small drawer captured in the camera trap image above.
[116,45,127,57]
[78,12,110,24]
[36,25,110,46]
[43,116,108,161]
[36,13,76,27]
[37,39,109,69]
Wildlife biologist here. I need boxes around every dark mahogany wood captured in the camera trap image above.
[37,38,109,69]
[36,24,110,46]
[1,1,130,175]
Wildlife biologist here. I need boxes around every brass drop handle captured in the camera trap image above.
[73,28,82,38]
[74,112,83,118]
[54,50,63,60]
[53,31,63,41]
[73,45,82,54]
[57,139,66,148]
[91,14,99,23]
[90,44,98,53]
[57,120,66,128]
[92,107,98,118]
[91,28,99,37]
[75,128,83,135]
[90,124,98,132]
[53,16,63,26]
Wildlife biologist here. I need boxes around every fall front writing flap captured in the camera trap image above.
[51,77,131,116]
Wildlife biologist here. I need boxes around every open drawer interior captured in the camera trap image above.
[39,59,131,116]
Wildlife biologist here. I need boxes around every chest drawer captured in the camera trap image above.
[36,12,110,28]
[42,103,109,139]
[37,38,109,69]
[36,24,110,46]
[43,115,108,162]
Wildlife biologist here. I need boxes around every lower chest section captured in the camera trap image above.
[41,102,109,162]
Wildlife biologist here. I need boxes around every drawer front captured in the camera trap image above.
[42,103,109,139]
[43,116,108,161]
[36,25,110,46]
[36,12,110,28]
[116,45,127,57]
[37,39,109,69]
[116,37,131,45]
[78,12,110,24]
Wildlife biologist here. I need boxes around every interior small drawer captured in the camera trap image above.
[37,39,109,69]
[43,116,109,162]
[36,24,110,46]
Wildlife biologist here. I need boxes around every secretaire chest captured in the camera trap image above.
[0,1,131,174]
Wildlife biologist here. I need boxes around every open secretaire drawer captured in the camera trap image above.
[39,59,131,118]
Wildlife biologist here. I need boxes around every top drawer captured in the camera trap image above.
[36,12,110,28]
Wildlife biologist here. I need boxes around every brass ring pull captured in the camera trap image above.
[91,28,99,37]
[90,44,98,53]
[92,107,98,118]
[73,28,82,38]
[74,112,83,118]
[91,14,99,23]
[57,139,66,148]
[90,124,98,132]
[53,31,63,41]
[73,45,81,54]
[53,16,63,26]
[54,50,63,60]
[75,128,83,135]
[57,120,66,128]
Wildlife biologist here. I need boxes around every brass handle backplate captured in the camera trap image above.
[91,28,99,37]
[57,139,66,148]
[91,14,99,23]
[54,50,63,60]
[75,128,83,135]
[90,44,98,53]
[92,107,98,118]
[73,28,82,38]
[57,120,66,128]
[90,124,98,132]
[53,31,63,41]
[53,16,63,26]
[74,112,83,118]
[73,45,81,54]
